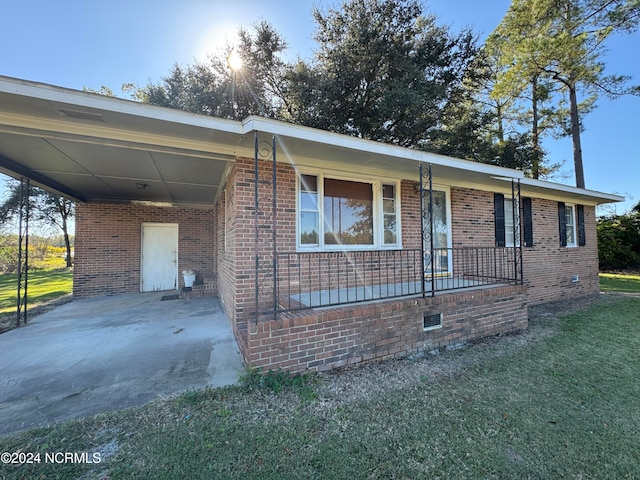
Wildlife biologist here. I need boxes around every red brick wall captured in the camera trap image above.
[227,162,590,372]
[216,167,236,320]
[521,199,599,304]
[214,158,296,356]
[234,174,529,370]
[401,179,422,249]
[215,163,251,355]
[450,188,495,247]
[74,203,216,297]
[246,285,527,372]
[449,187,599,304]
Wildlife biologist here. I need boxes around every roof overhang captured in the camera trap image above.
[0,76,251,207]
[244,116,623,205]
[492,176,623,206]
[0,76,623,208]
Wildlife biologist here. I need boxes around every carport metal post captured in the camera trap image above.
[16,177,30,326]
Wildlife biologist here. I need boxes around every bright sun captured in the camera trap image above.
[227,50,244,71]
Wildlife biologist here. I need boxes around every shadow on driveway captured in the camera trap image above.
[0,293,244,436]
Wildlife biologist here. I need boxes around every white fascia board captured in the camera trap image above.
[0,76,243,134]
[0,111,239,160]
[491,176,624,205]
[243,115,525,179]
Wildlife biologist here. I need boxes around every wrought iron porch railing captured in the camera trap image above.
[275,247,522,312]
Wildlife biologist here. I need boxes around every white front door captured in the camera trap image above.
[141,223,178,292]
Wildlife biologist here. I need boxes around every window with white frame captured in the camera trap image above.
[504,197,521,247]
[297,172,400,250]
[382,184,398,245]
[565,204,577,247]
[299,175,320,246]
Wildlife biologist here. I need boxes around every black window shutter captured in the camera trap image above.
[494,193,506,247]
[522,197,533,247]
[558,202,567,247]
[577,204,586,246]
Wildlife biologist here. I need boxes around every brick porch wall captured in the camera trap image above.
[246,285,527,373]
[74,203,216,297]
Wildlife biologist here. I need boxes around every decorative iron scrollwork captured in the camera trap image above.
[254,133,278,321]
[511,179,524,285]
[419,163,435,297]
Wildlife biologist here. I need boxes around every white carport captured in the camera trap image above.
[0,76,245,207]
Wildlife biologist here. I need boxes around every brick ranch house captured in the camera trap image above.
[0,77,623,372]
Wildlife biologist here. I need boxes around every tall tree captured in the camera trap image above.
[428,46,543,172]
[304,0,478,147]
[132,0,482,153]
[133,20,288,119]
[0,180,74,267]
[491,0,640,188]
[425,42,564,173]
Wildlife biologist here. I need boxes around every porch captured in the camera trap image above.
[247,283,528,373]
[269,246,522,313]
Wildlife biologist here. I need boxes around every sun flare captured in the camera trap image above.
[227,50,244,72]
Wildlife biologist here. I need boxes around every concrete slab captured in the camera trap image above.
[0,293,244,437]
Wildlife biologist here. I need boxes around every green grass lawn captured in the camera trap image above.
[0,264,72,314]
[599,272,640,293]
[1,296,639,479]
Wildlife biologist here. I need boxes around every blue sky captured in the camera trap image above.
[2,0,638,213]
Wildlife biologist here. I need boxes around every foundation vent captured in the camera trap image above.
[423,313,442,331]
[58,108,106,123]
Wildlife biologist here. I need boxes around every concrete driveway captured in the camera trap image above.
[0,293,244,436]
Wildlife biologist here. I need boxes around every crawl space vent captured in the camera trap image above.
[57,108,106,123]
[423,313,442,331]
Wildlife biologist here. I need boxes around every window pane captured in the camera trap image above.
[324,179,373,245]
[566,226,575,245]
[300,212,319,245]
[504,200,513,223]
[503,198,520,247]
[383,198,395,214]
[384,215,397,244]
[300,174,317,193]
[566,207,575,245]
[383,184,395,199]
[505,224,514,241]
[300,192,318,210]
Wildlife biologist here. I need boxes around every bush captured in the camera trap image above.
[597,212,640,270]
[0,246,18,273]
